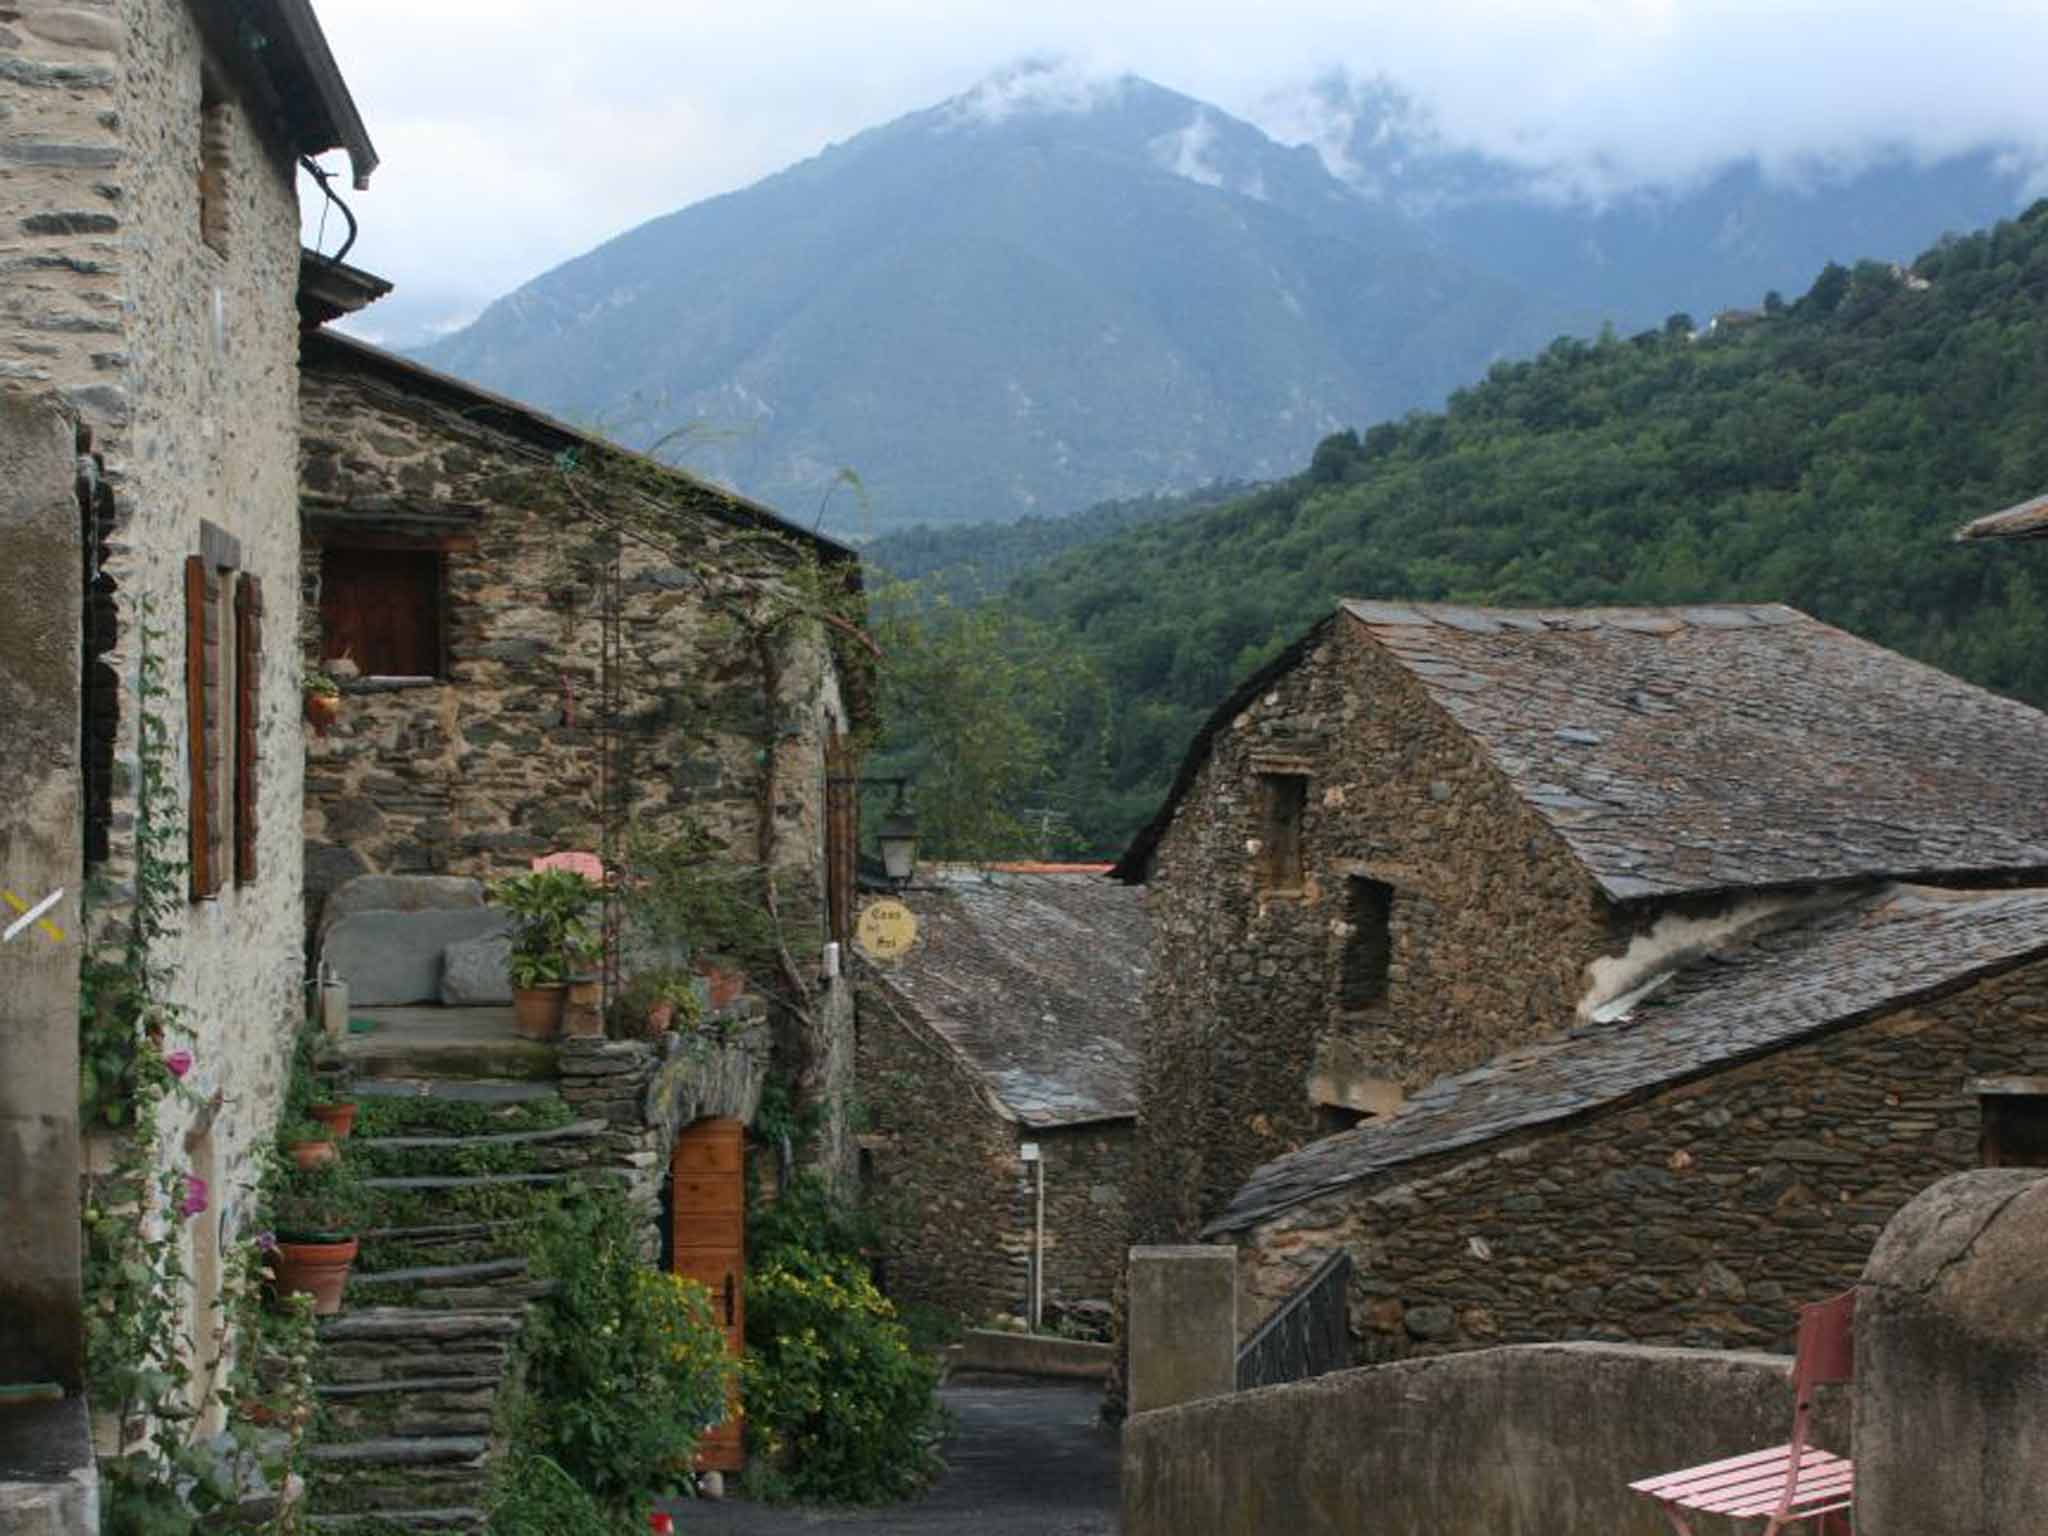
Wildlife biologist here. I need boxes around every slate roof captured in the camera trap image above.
[869,870,1148,1127]
[1211,883,2048,1232]
[1955,491,2048,542]
[1116,601,2048,900]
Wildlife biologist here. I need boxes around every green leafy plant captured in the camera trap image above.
[485,1452,635,1536]
[741,1175,943,1503]
[493,869,602,984]
[272,1159,372,1243]
[511,1188,731,1519]
[302,668,341,698]
[618,966,705,1034]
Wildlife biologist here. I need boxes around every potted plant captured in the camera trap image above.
[621,966,705,1038]
[493,869,602,1041]
[284,1026,355,1140]
[281,1116,337,1170]
[561,928,606,1037]
[303,667,341,734]
[271,1158,372,1316]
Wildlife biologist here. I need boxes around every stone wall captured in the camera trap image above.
[555,1012,772,1255]
[3,0,313,1393]
[297,349,850,935]
[1121,1342,1849,1536]
[1033,1121,1134,1307]
[1231,957,2048,1362]
[855,979,1134,1318]
[1133,616,1626,1247]
[1855,1169,2048,1536]
[856,979,1018,1318]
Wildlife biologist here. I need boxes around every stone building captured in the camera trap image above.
[856,867,1147,1321]
[0,0,372,1522]
[1112,600,2048,1357]
[296,329,867,1171]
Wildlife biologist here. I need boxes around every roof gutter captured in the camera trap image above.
[208,0,378,188]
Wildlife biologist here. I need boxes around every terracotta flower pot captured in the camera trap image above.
[287,1139,338,1170]
[511,983,566,1040]
[308,1101,357,1139]
[272,1236,359,1316]
[697,963,745,1011]
[304,692,340,734]
[644,1000,675,1037]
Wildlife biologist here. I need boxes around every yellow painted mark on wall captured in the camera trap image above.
[2,888,65,944]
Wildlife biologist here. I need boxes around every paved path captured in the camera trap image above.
[663,1374,1119,1534]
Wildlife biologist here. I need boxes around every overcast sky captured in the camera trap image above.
[308,0,2048,348]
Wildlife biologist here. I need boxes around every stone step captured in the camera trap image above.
[306,1434,490,1469]
[364,1172,567,1192]
[308,1507,485,1533]
[358,1118,606,1152]
[319,1308,522,1346]
[317,1342,509,1389]
[348,1256,546,1313]
[318,1375,503,1400]
[353,1077,561,1105]
[340,1009,559,1084]
[319,1384,499,1441]
[306,1465,490,1517]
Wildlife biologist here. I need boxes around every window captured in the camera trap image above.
[198,81,232,258]
[1976,1079,2048,1168]
[1257,772,1307,890]
[1339,876,1394,1009]
[318,547,443,678]
[186,548,260,898]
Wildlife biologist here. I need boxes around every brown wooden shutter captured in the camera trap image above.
[825,732,856,948]
[234,574,262,885]
[184,555,215,899]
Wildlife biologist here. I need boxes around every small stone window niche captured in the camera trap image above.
[198,78,233,258]
[1255,770,1308,891]
[1972,1077,2048,1168]
[1339,876,1394,1009]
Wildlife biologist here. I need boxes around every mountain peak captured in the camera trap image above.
[941,57,1142,129]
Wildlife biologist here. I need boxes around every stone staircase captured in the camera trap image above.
[304,1018,615,1534]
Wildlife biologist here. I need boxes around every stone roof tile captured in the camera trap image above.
[871,871,1148,1127]
[1339,601,2048,899]
[1210,883,2048,1232]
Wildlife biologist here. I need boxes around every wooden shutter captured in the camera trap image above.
[234,574,262,885]
[825,732,856,947]
[185,555,216,899]
[319,547,441,677]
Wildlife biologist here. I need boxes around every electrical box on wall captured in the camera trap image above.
[1019,1142,1041,1163]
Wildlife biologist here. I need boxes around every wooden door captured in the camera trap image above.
[672,1116,746,1472]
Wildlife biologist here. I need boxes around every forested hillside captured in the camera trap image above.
[996,204,2048,856]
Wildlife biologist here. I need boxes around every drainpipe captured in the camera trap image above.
[1021,1141,1044,1330]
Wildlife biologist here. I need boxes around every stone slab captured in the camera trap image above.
[320,875,488,949]
[1126,1246,1236,1416]
[952,1329,1115,1380]
[322,910,512,1006]
[439,933,511,1006]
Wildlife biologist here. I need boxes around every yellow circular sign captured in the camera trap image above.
[854,899,918,962]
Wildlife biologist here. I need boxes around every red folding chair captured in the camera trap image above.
[1629,1290,1855,1535]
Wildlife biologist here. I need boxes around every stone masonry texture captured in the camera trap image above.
[856,977,1135,1320]
[1130,615,1622,1250]
[2,0,315,1398]
[1233,958,2048,1363]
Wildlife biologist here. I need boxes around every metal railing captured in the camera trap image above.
[1235,1249,1354,1392]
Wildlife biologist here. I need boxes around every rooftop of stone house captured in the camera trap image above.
[1210,881,2048,1233]
[213,0,378,186]
[866,868,1148,1127]
[1955,489,2048,542]
[1115,600,2048,900]
[299,326,857,562]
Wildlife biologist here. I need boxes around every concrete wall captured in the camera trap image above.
[1122,1342,1847,1536]
[1856,1170,2048,1536]
[1132,617,1627,1249]
[1233,957,2048,1358]
[0,395,84,1389]
[2,0,311,1404]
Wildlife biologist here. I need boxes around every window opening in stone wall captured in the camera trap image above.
[1339,876,1394,1009]
[1257,772,1307,890]
[185,556,222,899]
[198,78,231,258]
[78,429,116,866]
[318,547,443,678]
[1976,1080,2048,1168]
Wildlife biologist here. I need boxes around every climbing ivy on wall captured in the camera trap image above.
[78,598,314,1536]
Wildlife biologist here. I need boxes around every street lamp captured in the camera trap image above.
[876,781,919,887]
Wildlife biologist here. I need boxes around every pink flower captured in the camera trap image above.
[164,1049,193,1080]
[176,1174,209,1220]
